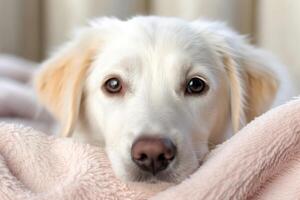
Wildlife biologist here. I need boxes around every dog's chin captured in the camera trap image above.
[127,169,183,183]
[119,162,201,183]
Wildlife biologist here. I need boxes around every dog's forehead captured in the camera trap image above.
[111,19,209,53]
[95,19,218,73]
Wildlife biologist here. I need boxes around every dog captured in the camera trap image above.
[35,16,294,183]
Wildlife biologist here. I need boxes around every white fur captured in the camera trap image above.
[37,16,295,183]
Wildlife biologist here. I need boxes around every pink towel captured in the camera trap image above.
[1,98,300,200]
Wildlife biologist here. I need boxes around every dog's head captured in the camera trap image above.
[35,17,279,183]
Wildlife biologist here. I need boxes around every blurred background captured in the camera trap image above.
[0,0,299,90]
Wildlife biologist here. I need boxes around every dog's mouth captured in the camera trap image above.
[128,159,203,183]
[131,169,180,183]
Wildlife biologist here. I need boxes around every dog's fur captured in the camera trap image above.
[35,16,294,183]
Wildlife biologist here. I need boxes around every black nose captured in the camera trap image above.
[131,136,177,175]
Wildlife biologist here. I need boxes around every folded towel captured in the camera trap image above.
[152,97,300,200]
[1,98,300,200]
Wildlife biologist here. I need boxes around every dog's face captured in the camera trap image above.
[35,17,278,183]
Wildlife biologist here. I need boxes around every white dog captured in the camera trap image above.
[35,16,294,183]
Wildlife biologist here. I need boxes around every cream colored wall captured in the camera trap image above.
[257,0,300,91]
[0,0,23,56]
[0,0,42,61]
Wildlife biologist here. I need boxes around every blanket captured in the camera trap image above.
[1,98,300,200]
[0,55,57,134]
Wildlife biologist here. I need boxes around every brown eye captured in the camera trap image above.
[104,77,122,94]
[185,77,207,95]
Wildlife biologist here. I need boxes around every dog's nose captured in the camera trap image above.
[131,136,176,175]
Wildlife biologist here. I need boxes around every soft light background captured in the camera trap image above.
[0,0,299,90]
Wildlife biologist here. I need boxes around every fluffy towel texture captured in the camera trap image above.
[1,98,300,199]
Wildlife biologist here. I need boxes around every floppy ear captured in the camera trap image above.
[222,47,279,132]
[35,29,100,137]
[192,21,279,132]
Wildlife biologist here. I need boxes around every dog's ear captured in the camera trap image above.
[192,21,279,132]
[35,29,100,137]
[222,47,279,132]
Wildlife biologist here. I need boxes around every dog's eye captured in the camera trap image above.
[185,77,207,95]
[104,78,122,94]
